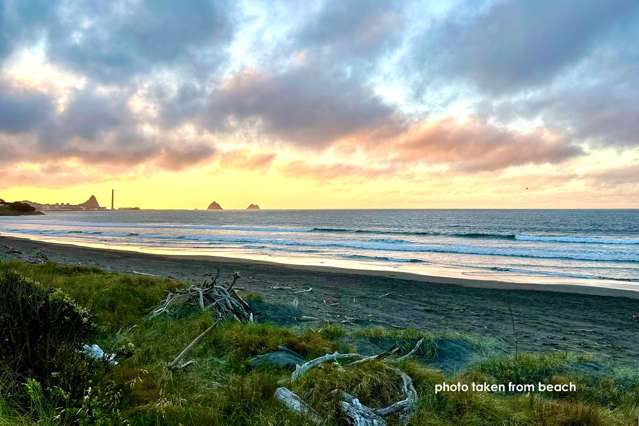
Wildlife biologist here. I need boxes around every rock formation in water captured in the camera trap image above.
[208,201,223,210]
[246,203,260,210]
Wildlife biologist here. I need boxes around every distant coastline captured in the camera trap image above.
[25,195,107,212]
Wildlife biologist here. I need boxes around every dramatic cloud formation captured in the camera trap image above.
[0,0,637,207]
[0,80,52,133]
[390,120,582,172]
[294,0,404,62]
[0,0,55,63]
[47,0,234,83]
[200,67,399,146]
[419,0,639,94]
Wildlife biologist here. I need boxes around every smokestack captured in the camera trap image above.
[111,189,114,210]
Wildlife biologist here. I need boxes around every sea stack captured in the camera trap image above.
[246,203,260,210]
[208,201,223,210]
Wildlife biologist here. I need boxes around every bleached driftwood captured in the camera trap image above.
[291,352,362,381]
[373,368,417,421]
[349,346,399,366]
[132,270,159,277]
[150,270,252,322]
[297,315,320,322]
[168,321,219,369]
[274,387,323,425]
[395,338,424,362]
[340,392,385,426]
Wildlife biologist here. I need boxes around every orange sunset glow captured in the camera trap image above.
[1,1,638,208]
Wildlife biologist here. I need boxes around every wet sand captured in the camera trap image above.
[2,235,639,365]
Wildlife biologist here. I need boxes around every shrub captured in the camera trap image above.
[0,271,127,424]
[0,271,95,383]
[0,261,182,333]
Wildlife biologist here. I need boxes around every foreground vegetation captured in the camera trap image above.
[0,260,637,425]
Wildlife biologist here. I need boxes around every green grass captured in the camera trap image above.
[0,398,34,426]
[294,360,403,421]
[1,259,638,425]
[0,260,181,335]
[355,325,502,355]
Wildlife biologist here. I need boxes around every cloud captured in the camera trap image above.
[486,40,639,148]
[218,150,276,170]
[0,86,217,172]
[56,87,134,140]
[155,143,216,171]
[294,0,404,62]
[195,67,400,146]
[512,79,639,147]
[281,160,397,180]
[389,119,583,172]
[590,164,639,186]
[16,0,236,83]
[418,0,639,94]
[0,80,53,133]
[0,0,637,196]
[0,0,55,62]
[33,86,150,162]
[0,163,103,190]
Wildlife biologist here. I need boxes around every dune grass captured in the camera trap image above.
[0,259,637,425]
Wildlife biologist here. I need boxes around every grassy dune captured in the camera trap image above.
[0,260,637,425]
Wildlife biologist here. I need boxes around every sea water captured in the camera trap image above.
[1,209,638,288]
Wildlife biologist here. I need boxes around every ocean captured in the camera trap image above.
[1,209,638,288]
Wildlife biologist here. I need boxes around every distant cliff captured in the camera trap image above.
[79,195,101,209]
[0,200,44,216]
[208,201,223,210]
[246,204,260,210]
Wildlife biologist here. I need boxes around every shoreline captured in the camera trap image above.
[2,234,639,364]
[1,234,638,300]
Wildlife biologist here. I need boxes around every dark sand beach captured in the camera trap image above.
[2,234,639,366]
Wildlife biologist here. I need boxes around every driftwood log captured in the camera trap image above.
[168,321,220,370]
[150,270,252,322]
[274,387,323,425]
[277,339,423,425]
[340,392,385,426]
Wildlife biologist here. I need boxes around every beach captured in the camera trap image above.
[2,234,639,365]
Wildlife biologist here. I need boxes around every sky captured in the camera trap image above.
[1,0,638,209]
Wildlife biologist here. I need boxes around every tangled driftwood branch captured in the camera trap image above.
[168,320,220,370]
[277,339,423,425]
[291,352,362,381]
[150,270,252,322]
